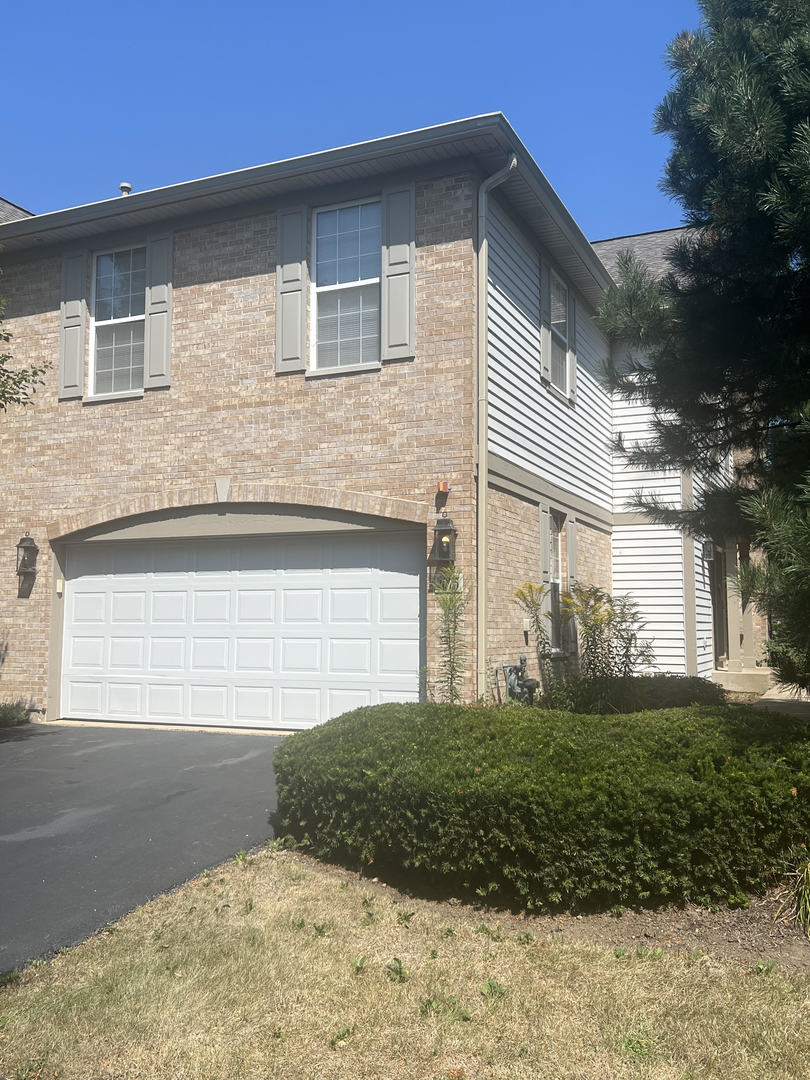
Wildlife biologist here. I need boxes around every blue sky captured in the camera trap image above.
[5,0,702,240]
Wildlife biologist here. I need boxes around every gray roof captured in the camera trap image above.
[0,197,33,225]
[0,114,613,311]
[591,227,688,281]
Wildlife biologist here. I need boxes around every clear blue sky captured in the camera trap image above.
[4,0,702,240]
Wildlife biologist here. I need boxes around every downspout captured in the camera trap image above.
[476,152,518,699]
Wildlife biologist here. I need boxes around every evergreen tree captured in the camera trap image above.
[598,0,810,687]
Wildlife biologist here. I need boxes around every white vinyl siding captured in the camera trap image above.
[612,524,687,674]
[612,395,683,512]
[487,202,612,511]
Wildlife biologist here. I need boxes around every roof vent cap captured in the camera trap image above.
[119,181,132,197]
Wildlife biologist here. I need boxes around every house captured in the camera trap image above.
[0,115,769,732]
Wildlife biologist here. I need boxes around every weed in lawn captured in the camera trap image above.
[362,910,376,925]
[350,956,367,975]
[0,969,20,988]
[233,850,252,869]
[397,910,415,928]
[420,995,471,1022]
[312,923,328,938]
[480,978,507,1002]
[635,946,663,960]
[361,893,375,907]
[614,947,628,959]
[329,1023,355,1050]
[475,922,504,941]
[242,898,254,915]
[441,926,456,938]
[290,917,306,929]
[750,960,775,976]
[429,949,439,959]
[386,957,409,983]
[620,1026,658,1061]
[517,931,535,945]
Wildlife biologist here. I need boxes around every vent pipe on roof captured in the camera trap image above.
[119,182,132,197]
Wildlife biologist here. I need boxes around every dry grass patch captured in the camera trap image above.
[1,848,809,1079]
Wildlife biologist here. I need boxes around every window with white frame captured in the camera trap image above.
[549,511,564,650]
[313,201,381,369]
[550,272,569,393]
[92,247,146,395]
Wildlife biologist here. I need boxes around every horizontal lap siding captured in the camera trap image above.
[487,204,612,511]
[692,471,715,676]
[612,524,686,674]
[613,397,682,510]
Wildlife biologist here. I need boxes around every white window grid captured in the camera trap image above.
[310,197,381,370]
[89,246,146,397]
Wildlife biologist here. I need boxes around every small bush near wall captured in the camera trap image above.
[274,703,810,912]
[538,674,726,714]
[0,700,31,727]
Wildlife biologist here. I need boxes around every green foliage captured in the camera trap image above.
[432,566,469,704]
[385,957,409,983]
[0,700,31,727]
[274,702,810,913]
[738,469,810,690]
[538,673,725,714]
[598,4,810,683]
[776,854,810,938]
[562,584,654,680]
[514,582,556,690]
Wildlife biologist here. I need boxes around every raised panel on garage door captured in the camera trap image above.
[61,531,423,729]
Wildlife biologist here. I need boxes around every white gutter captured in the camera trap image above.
[476,152,518,699]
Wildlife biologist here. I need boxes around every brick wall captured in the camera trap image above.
[0,173,478,710]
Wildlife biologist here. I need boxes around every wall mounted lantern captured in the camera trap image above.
[16,533,39,596]
[432,517,457,563]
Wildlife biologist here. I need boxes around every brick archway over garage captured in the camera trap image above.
[47,481,432,541]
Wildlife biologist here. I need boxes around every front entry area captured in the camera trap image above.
[60,530,424,729]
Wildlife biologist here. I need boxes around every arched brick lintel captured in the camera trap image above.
[46,481,432,541]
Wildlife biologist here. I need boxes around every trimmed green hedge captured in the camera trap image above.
[538,674,726,714]
[274,703,810,911]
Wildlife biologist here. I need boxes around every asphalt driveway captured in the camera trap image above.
[0,722,281,973]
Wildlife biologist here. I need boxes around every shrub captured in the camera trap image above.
[274,702,810,912]
[0,699,31,727]
[538,674,726,714]
[562,584,654,679]
[432,566,469,704]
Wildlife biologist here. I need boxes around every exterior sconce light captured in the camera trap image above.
[432,517,457,563]
[16,533,39,597]
[701,540,715,561]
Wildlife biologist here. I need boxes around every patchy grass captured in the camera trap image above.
[1,849,809,1080]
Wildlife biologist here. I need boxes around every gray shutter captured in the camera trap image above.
[144,234,172,389]
[381,184,415,361]
[276,207,307,374]
[59,253,87,400]
[566,516,578,588]
[540,504,551,583]
[567,293,577,401]
[540,257,551,381]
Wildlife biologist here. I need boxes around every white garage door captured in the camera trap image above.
[61,532,423,729]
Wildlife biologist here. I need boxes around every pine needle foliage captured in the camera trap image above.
[599,0,810,491]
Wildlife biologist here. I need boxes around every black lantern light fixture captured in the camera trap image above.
[432,516,457,563]
[16,533,39,582]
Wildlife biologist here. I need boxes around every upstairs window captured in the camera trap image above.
[91,247,146,395]
[550,272,568,393]
[313,201,381,369]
